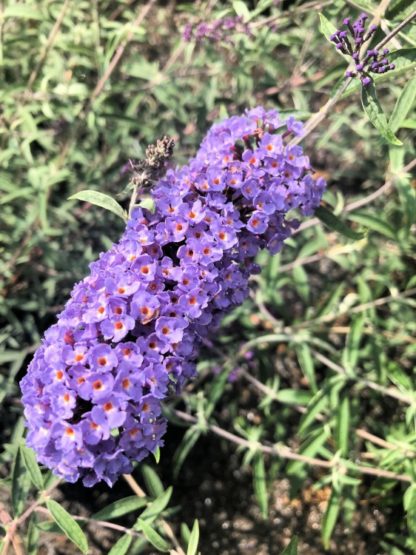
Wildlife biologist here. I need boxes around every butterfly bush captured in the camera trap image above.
[20,107,326,486]
[330,13,395,86]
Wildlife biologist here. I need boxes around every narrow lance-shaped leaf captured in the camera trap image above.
[136,519,170,552]
[322,489,342,549]
[27,513,40,555]
[347,212,396,240]
[233,0,251,20]
[91,496,148,521]
[315,206,364,240]
[361,83,402,146]
[181,522,191,545]
[141,464,164,497]
[342,314,365,373]
[20,445,44,490]
[389,76,416,132]
[108,534,133,555]
[12,446,31,517]
[153,446,161,464]
[253,453,268,519]
[46,499,89,554]
[187,519,200,555]
[403,484,416,546]
[319,13,349,61]
[335,393,350,457]
[139,487,173,522]
[281,536,298,555]
[295,344,317,393]
[68,190,128,221]
[173,427,202,479]
[318,13,337,42]
[4,6,44,19]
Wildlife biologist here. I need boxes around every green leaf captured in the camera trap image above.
[299,391,328,435]
[389,77,416,132]
[12,447,31,517]
[27,514,40,555]
[187,520,200,555]
[274,389,312,405]
[141,464,164,497]
[181,522,191,545]
[140,487,172,522]
[138,197,155,212]
[404,484,416,545]
[136,519,170,552]
[361,83,403,145]
[153,446,161,464]
[315,207,364,240]
[20,446,44,490]
[46,499,88,554]
[91,496,148,520]
[342,314,366,373]
[322,489,342,549]
[335,394,350,457]
[295,344,317,392]
[68,190,127,221]
[318,13,337,42]
[253,453,268,518]
[292,265,310,302]
[347,212,396,240]
[233,1,251,20]
[287,427,331,478]
[173,427,202,479]
[4,5,43,20]
[281,536,298,555]
[108,534,133,555]
[35,521,62,533]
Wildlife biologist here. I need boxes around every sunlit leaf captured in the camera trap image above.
[361,83,403,145]
[46,499,88,554]
[187,520,200,555]
[108,533,133,555]
[68,190,127,221]
[20,445,44,490]
[253,453,268,518]
[92,496,148,521]
[136,519,170,552]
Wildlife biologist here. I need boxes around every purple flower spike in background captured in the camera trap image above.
[21,107,326,487]
[183,16,253,44]
[330,13,395,86]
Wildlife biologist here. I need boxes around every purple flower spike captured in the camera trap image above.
[21,107,327,487]
[331,12,395,86]
[183,15,252,45]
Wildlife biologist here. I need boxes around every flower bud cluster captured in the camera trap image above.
[21,107,326,486]
[330,13,395,86]
[183,16,253,44]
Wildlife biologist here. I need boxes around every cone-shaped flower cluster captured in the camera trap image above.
[21,107,326,486]
[330,13,395,86]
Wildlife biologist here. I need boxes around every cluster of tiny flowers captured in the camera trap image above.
[183,16,253,44]
[21,107,326,487]
[330,13,395,86]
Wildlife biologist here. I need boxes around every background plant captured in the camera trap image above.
[0,0,415,553]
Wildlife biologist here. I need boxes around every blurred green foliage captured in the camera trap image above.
[0,0,415,553]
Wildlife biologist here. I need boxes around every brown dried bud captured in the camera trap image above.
[129,136,175,192]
